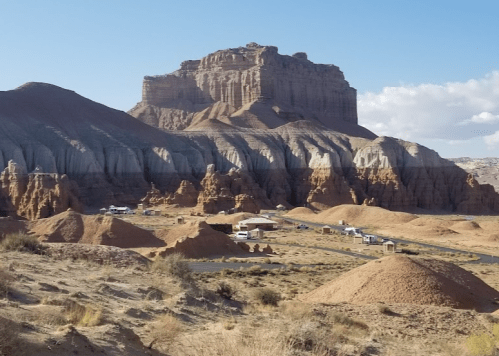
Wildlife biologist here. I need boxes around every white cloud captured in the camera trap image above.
[484,130,499,149]
[462,112,499,125]
[358,71,499,149]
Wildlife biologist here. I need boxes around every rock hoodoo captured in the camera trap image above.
[129,43,364,135]
[0,160,83,219]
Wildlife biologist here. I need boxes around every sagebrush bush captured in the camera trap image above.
[149,314,184,351]
[255,288,281,306]
[151,253,193,282]
[215,281,236,300]
[0,232,43,254]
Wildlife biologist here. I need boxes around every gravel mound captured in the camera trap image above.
[315,205,417,226]
[284,207,316,217]
[44,243,151,268]
[302,255,499,312]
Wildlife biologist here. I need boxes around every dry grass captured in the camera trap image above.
[65,301,103,327]
[0,232,43,254]
[149,314,184,351]
[150,253,193,282]
[0,267,14,298]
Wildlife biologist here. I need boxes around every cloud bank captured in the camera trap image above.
[358,71,499,153]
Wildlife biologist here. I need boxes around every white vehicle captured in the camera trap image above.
[363,234,378,244]
[234,231,251,239]
[342,227,362,236]
[108,205,133,215]
[296,224,309,230]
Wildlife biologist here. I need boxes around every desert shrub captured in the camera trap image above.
[287,321,335,354]
[0,232,43,254]
[151,253,192,282]
[330,312,368,330]
[255,288,281,306]
[65,301,102,327]
[215,281,236,300]
[377,304,393,315]
[149,314,184,351]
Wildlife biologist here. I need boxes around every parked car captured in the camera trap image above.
[234,231,251,239]
[296,224,309,230]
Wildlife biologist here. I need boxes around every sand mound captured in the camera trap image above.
[315,205,417,226]
[302,255,499,312]
[284,207,316,218]
[44,243,150,268]
[30,210,164,248]
[154,221,247,258]
[487,234,499,242]
[206,212,257,225]
[451,221,482,230]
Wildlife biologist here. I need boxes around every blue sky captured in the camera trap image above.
[1,0,498,158]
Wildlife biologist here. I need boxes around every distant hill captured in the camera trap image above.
[448,157,499,193]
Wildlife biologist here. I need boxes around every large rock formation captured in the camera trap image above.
[129,43,371,138]
[195,165,268,214]
[0,161,83,219]
[0,65,498,215]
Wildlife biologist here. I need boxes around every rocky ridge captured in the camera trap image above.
[0,79,498,214]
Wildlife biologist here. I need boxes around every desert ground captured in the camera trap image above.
[1,204,499,355]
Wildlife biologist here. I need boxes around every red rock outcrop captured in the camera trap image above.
[0,161,83,219]
[166,180,198,206]
[196,165,270,214]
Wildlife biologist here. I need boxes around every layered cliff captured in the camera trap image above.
[1,81,498,215]
[129,43,372,138]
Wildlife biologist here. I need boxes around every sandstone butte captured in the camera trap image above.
[0,43,498,219]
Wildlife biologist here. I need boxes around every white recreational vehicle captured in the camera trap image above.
[108,205,134,215]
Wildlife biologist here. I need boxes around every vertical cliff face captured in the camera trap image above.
[130,43,359,132]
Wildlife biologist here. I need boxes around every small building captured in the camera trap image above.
[353,235,364,244]
[137,204,144,211]
[321,225,332,234]
[276,204,286,211]
[339,220,345,225]
[99,208,107,215]
[383,240,396,253]
[251,228,265,239]
[238,217,278,231]
[176,216,185,224]
[154,210,162,216]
